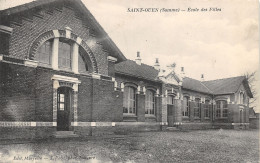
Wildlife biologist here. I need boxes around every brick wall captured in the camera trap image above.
[0,62,36,121]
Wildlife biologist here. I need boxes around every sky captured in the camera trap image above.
[0,0,258,80]
[0,0,259,108]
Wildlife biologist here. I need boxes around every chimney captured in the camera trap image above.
[201,74,204,81]
[135,51,141,65]
[180,67,185,77]
[154,58,160,71]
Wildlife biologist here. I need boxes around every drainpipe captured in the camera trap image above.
[90,78,94,136]
[212,94,214,123]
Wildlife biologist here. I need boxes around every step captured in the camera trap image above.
[54,131,79,138]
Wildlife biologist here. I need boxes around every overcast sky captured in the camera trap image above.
[0,0,258,80]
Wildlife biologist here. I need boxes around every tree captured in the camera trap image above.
[244,71,258,110]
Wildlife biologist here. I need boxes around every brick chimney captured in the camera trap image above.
[154,58,160,71]
[201,74,205,81]
[135,51,141,65]
[180,67,185,77]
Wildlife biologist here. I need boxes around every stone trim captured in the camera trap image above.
[0,122,57,127]
[107,56,117,62]
[51,75,81,84]
[0,25,13,35]
[231,123,249,125]
[92,73,101,79]
[53,30,60,37]
[160,122,168,125]
[52,75,80,128]
[24,59,38,67]
[71,122,161,126]
[28,30,98,73]
[65,26,72,39]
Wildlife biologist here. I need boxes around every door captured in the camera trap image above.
[240,109,243,124]
[57,87,71,131]
[167,104,174,127]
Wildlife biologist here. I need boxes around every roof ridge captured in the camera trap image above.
[122,59,158,70]
[203,75,245,82]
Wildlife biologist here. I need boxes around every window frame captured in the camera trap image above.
[145,89,156,115]
[204,100,210,118]
[36,40,52,66]
[58,41,73,70]
[216,100,228,118]
[123,86,137,116]
[182,96,190,117]
[194,98,201,118]
[167,95,175,105]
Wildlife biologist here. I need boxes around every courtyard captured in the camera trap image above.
[0,129,258,163]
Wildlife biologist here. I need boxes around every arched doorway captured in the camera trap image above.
[57,87,72,131]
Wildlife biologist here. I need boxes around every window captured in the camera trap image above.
[183,96,189,117]
[145,90,155,115]
[123,86,136,115]
[167,95,175,105]
[58,41,72,69]
[216,100,228,118]
[194,98,201,118]
[78,53,88,73]
[58,93,65,111]
[37,40,52,65]
[204,100,210,118]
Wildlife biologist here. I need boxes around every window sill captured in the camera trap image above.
[38,64,52,69]
[194,117,201,120]
[145,114,156,118]
[123,114,137,118]
[204,117,210,120]
[215,117,228,119]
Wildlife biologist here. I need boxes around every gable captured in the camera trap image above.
[161,72,180,85]
[0,0,126,74]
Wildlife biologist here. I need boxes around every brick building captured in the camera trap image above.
[0,0,253,139]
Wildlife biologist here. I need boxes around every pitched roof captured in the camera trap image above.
[115,60,160,82]
[115,61,253,97]
[202,76,245,94]
[182,77,212,94]
[0,0,127,62]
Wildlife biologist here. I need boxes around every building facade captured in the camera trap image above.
[0,0,253,139]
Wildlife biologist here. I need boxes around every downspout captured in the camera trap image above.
[212,94,214,123]
[90,77,94,136]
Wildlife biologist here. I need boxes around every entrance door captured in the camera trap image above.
[57,87,71,131]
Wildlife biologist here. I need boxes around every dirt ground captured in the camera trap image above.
[0,129,258,163]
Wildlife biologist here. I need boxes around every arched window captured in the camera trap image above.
[36,40,52,65]
[204,100,210,118]
[58,41,72,69]
[167,95,175,105]
[78,52,88,73]
[183,96,190,117]
[123,86,136,115]
[216,100,228,118]
[194,98,201,118]
[145,90,155,115]
[239,92,243,104]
